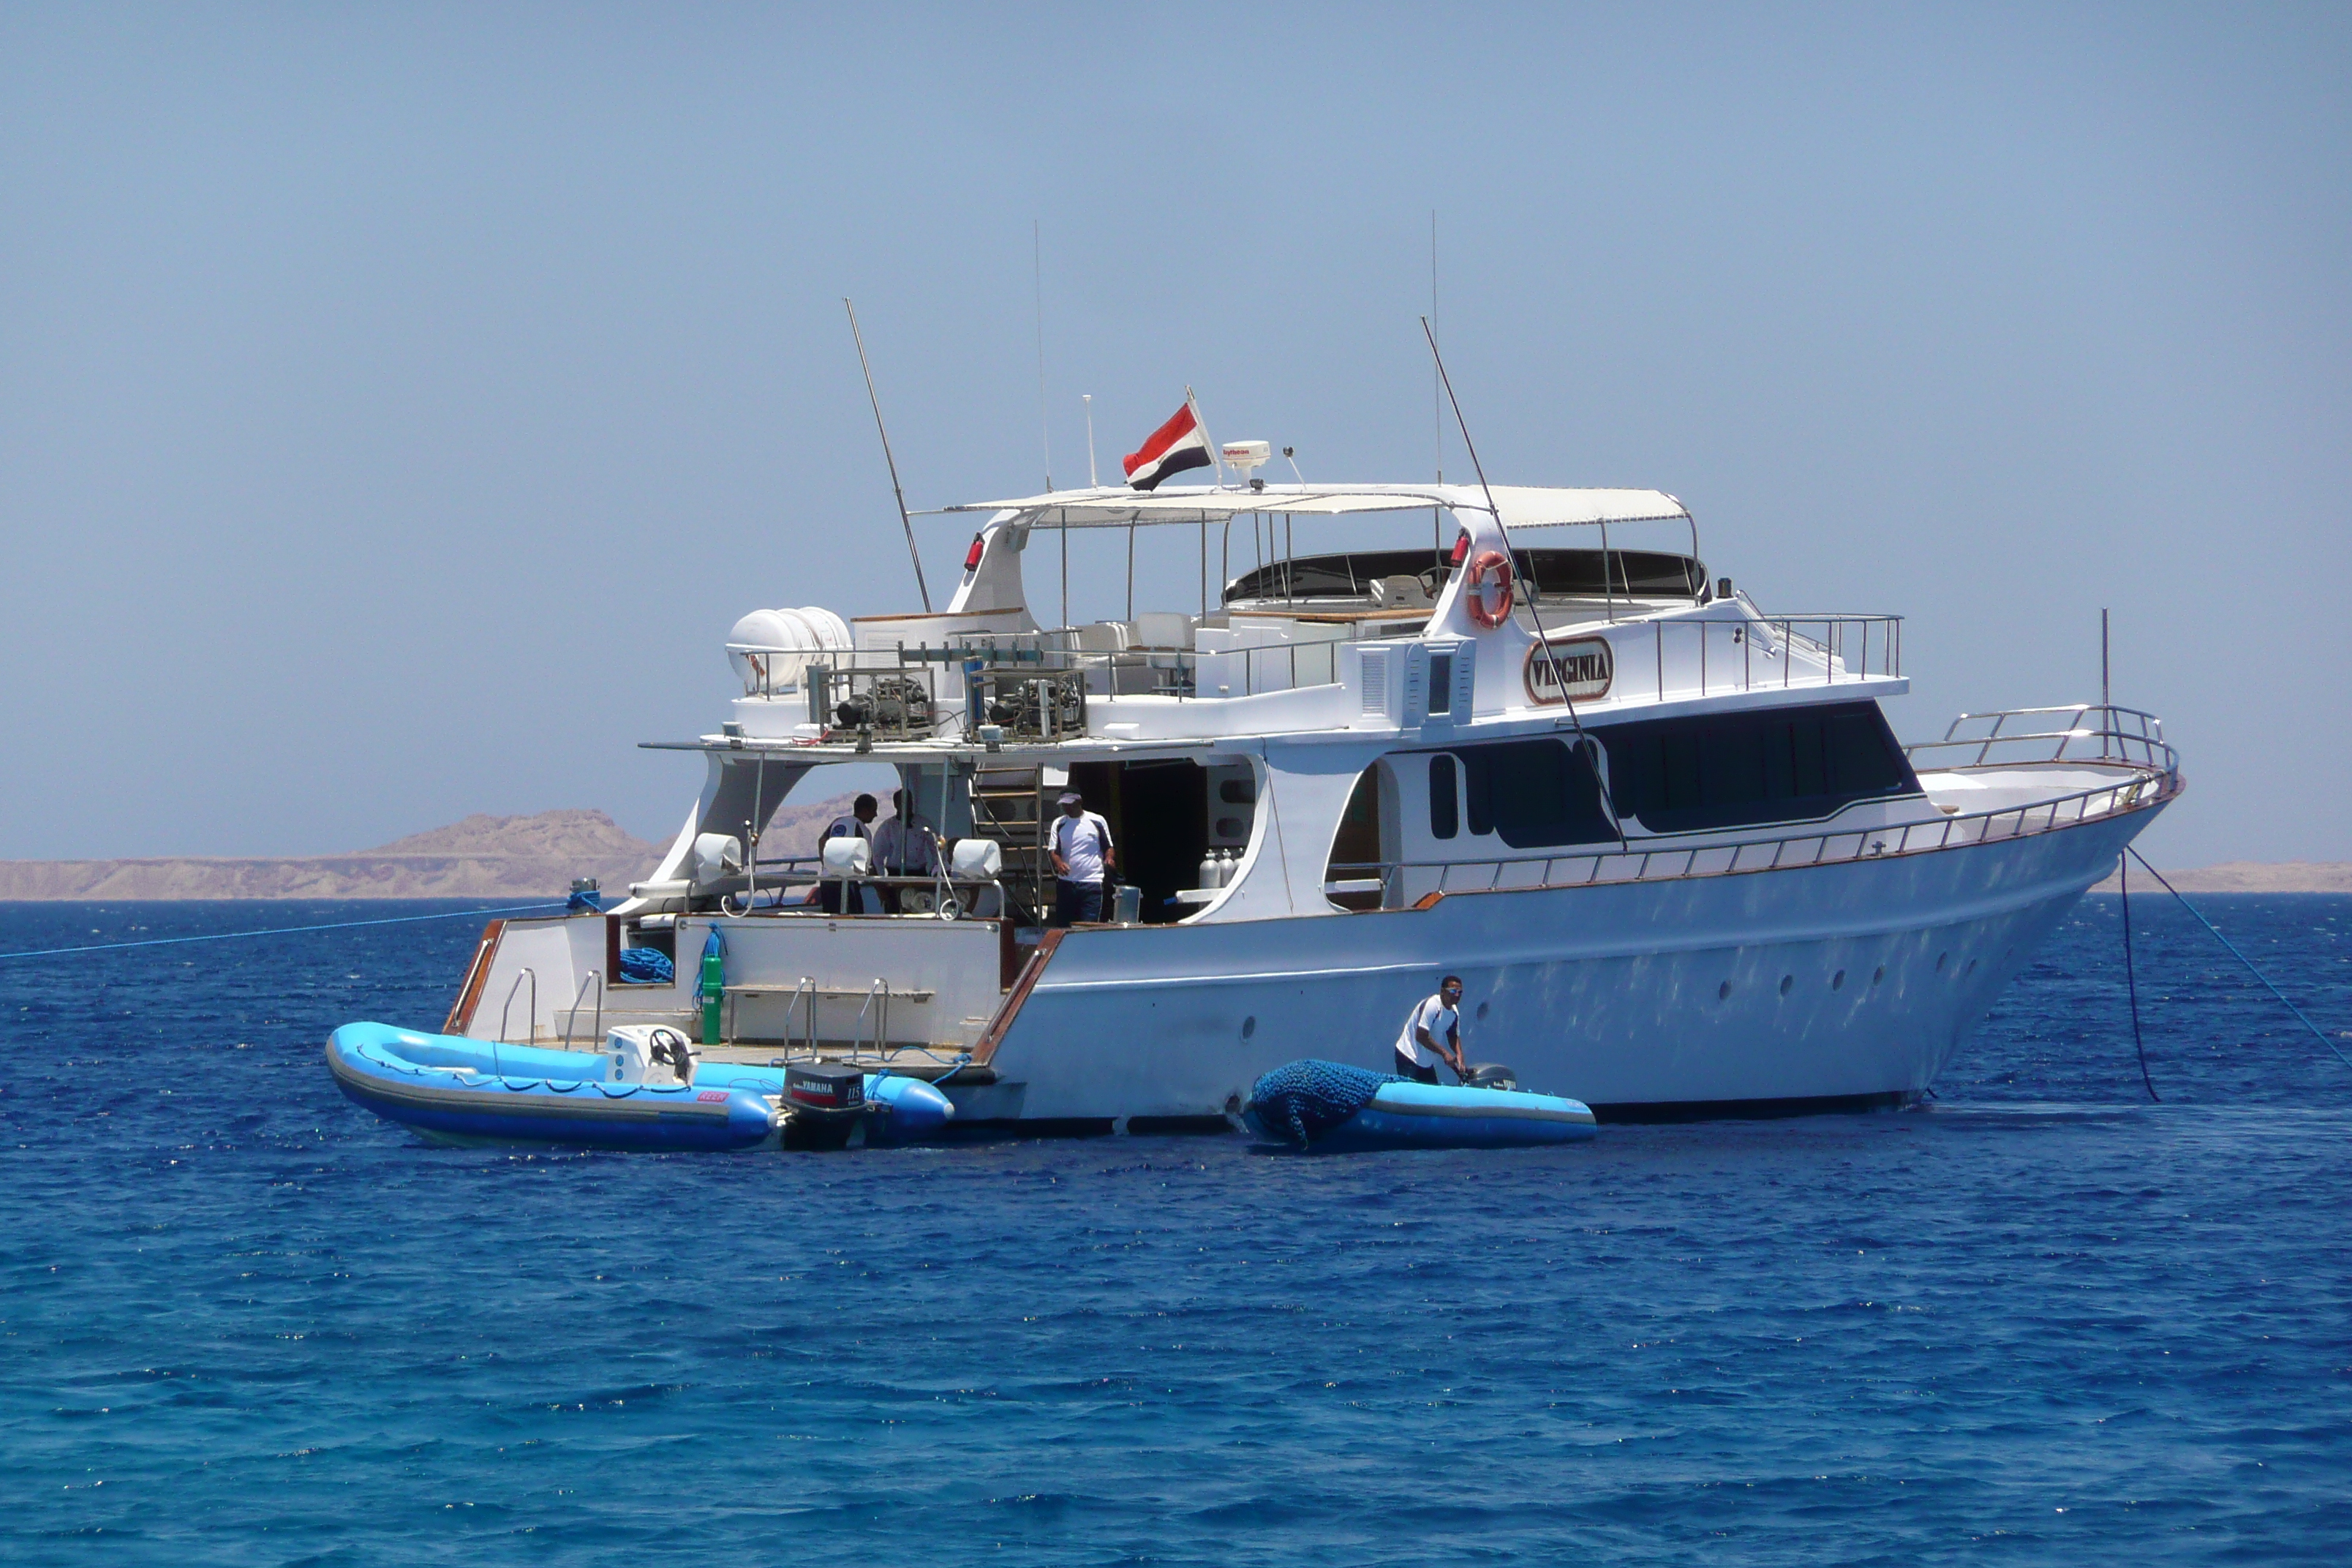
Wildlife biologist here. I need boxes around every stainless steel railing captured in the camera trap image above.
[559,969,603,1051]
[1596,613,1901,705]
[1904,704,2176,776]
[495,967,535,1058]
[1323,755,2178,907]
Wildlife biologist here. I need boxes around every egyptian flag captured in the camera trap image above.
[1121,398,1213,491]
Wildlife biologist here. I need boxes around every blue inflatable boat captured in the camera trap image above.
[1246,1059,1596,1153]
[326,1022,954,1151]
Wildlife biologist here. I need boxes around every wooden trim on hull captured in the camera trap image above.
[444,919,506,1035]
[970,929,1061,1066]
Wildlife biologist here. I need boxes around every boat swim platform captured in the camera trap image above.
[692,1041,996,1085]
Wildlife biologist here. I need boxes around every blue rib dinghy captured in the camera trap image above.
[326,1022,954,1151]
[1246,1058,1596,1153]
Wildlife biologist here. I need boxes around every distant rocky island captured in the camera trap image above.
[0,804,2342,898]
[0,798,857,900]
[2088,861,2352,894]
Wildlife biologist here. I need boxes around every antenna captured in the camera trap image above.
[844,298,931,612]
[2100,608,2111,707]
[1422,315,1627,848]
[1431,210,1443,562]
[1083,393,1098,488]
[1034,219,1052,491]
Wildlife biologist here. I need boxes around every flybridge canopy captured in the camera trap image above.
[929,483,1691,530]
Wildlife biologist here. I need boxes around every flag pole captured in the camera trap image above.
[1187,387,1221,489]
[845,298,930,612]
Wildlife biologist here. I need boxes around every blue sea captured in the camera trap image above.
[3,895,2348,1564]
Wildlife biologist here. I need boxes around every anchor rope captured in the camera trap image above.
[0,901,568,962]
[2127,847,2351,1074]
[2118,853,2157,1101]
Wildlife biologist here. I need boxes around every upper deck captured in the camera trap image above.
[704,481,1904,755]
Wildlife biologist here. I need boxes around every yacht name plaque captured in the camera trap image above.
[1523,637,1614,704]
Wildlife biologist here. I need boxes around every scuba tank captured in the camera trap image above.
[698,927,726,1047]
[1197,848,1221,891]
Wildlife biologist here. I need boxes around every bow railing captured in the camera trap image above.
[1904,704,2176,775]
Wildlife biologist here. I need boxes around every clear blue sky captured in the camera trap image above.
[2,4,2344,865]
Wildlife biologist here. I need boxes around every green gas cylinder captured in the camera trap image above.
[698,927,726,1046]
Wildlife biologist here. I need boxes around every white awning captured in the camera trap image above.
[927,482,1689,529]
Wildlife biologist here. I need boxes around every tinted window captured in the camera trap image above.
[1427,651,1452,715]
[1447,738,1616,849]
[1224,547,1703,603]
[1601,701,1918,835]
[1428,755,1458,840]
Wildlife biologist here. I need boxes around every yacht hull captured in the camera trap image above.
[963,802,2158,1126]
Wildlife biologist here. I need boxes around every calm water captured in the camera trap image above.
[3,896,2348,1564]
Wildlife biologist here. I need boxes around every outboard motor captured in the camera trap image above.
[1462,1063,1519,1091]
[783,1064,867,1151]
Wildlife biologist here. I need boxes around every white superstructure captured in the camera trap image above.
[442,479,2179,1128]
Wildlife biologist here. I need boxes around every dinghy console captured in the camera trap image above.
[607,1025,700,1086]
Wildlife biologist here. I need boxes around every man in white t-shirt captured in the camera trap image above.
[1394,975,1468,1084]
[1049,791,1116,926]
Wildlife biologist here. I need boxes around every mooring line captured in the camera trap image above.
[2128,847,2351,1074]
[0,902,567,962]
[2117,854,2157,1101]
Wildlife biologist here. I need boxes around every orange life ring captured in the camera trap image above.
[1463,548,1514,629]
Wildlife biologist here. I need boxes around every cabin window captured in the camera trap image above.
[1426,651,1453,715]
[1428,755,1459,840]
[1324,764,1392,912]
[1601,700,1918,835]
[1444,738,1614,849]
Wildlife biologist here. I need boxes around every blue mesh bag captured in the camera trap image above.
[1248,1058,1398,1149]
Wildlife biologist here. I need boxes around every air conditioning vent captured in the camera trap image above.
[1360,649,1387,715]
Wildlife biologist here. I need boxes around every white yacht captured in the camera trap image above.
[440,474,2179,1130]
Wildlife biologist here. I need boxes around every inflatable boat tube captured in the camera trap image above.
[1245,1058,1595,1153]
[325,1022,952,1150]
[1313,1079,1596,1151]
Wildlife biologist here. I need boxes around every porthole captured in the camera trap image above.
[1872,965,1885,986]
[1964,957,1979,976]
[1718,981,1733,1001]
[1475,1001,1490,1021]
[1833,970,1847,990]
[1241,1015,1257,1040]
[1935,951,1948,973]
[1779,974,1794,996]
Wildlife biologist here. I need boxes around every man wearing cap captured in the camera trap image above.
[1049,791,1116,926]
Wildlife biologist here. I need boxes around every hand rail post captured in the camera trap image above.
[495,966,537,1070]
[561,969,604,1051]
